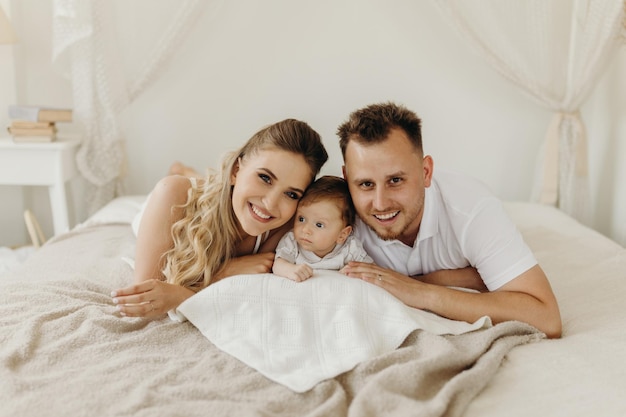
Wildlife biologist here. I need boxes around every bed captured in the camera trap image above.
[1,197,625,417]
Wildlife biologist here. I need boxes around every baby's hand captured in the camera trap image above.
[288,264,314,282]
[272,258,313,282]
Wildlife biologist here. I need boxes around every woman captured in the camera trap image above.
[111,119,328,318]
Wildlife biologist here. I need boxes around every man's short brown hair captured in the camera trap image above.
[337,102,423,158]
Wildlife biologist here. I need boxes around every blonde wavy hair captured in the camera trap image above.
[163,119,328,291]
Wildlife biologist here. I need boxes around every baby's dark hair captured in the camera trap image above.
[299,175,355,226]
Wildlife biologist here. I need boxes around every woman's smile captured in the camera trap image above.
[249,202,273,221]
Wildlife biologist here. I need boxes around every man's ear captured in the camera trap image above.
[423,155,434,188]
[230,157,241,185]
[336,225,352,245]
[342,165,347,180]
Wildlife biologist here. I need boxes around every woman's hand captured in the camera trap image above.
[111,279,195,318]
[420,267,487,292]
[214,252,275,282]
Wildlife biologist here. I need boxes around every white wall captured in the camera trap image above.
[1,0,624,247]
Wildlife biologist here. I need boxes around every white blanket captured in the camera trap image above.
[175,271,491,392]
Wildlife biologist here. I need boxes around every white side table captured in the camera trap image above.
[0,137,81,236]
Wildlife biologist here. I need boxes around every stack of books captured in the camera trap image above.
[7,105,73,143]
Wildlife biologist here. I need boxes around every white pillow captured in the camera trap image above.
[74,195,147,230]
[175,271,491,392]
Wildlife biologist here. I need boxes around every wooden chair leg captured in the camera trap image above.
[23,210,47,248]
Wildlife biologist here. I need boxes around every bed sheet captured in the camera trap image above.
[465,202,626,417]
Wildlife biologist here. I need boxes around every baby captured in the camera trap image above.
[272,175,373,282]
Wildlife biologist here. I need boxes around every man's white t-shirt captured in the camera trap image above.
[354,169,537,291]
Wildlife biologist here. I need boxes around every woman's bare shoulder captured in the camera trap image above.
[151,175,195,205]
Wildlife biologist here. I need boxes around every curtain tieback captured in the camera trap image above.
[539,110,588,206]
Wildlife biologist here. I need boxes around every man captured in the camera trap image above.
[338,102,561,338]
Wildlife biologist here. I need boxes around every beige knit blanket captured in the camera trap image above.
[0,225,543,417]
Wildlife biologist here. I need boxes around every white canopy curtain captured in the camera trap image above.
[434,0,625,224]
[51,0,218,213]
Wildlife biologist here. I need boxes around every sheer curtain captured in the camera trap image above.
[51,0,219,212]
[434,0,624,223]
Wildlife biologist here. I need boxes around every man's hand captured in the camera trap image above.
[342,261,427,308]
[343,262,562,338]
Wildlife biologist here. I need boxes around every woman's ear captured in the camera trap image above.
[230,157,242,185]
[336,225,352,245]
